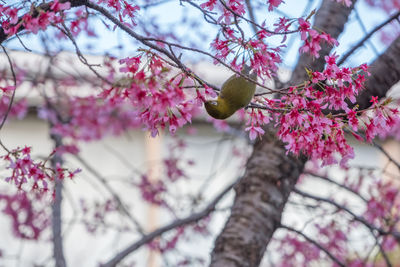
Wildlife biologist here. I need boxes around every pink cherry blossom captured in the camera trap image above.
[267,0,284,11]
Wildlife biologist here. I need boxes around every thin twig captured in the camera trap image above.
[101,176,240,267]
[372,140,400,172]
[15,32,32,52]
[0,45,17,153]
[84,0,284,94]
[73,154,145,235]
[216,0,299,35]
[349,128,400,172]
[280,224,346,267]
[244,0,258,35]
[84,0,225,92]
[303,171,368,203]
[59,21,112,85]
[373,234,393,267]
[0,0,89,45]
[293,188,400,241]
[141,0,172,9]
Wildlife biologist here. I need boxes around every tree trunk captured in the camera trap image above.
[209,1,357,266]
[357,36,400,110]
[209,129,306,267]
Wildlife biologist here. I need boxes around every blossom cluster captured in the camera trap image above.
[0,95,28,121]
[68,8,94,37]
[97,53,203,137]
[298,18,339,58]
[277,232,322,265]
[134,139,193,207]
[365,0,400,13]
[147,217,212,260]
[39,55,202,141]
[244,54,399,166]
[96,0,140,27]
[200,0,288,78]
[80,198,120,234]
[201,0,396,167]
[200,0,246,24]
[45,95,143,141]
[1,1,71,37]
[364,179,400,229]
[204,1,341,81]
[2,146,81,193]
[201,0,349,14]
[377,99,400,141]
[0,191,50,240]
[137,174,167,206]
[210,33,283,79]
[0,76,27,121]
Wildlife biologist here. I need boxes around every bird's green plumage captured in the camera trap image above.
[205,65,257,120]
[204,99,235,120]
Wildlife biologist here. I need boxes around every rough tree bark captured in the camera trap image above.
[209,128,306,267]
[210,1,357,266]
[357,36,400,110]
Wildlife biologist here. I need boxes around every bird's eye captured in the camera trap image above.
[210,101,217,106]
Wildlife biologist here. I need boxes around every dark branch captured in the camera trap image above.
[73,154,145,235]
[0,0,89,45]
[51,133,67,267]
[244,0,258,35]
[280,224,346,267]
[372,140,400,172]
[100,177,239,267]
[293,188,400,241]
[338,11,400,66]
[304,171,368,203]
[0,45,16,153]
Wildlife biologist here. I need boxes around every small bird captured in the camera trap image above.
[205,65,257,119]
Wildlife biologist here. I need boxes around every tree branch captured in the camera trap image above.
[293,188,400,241]
[372,140,400,172]
[304,171,368,203]
[0,45,16,153]
[100,177,240,267]
[244,0,258,35]
[0,0,89,44]
[73,154,145,235]
[338,11,400,66]
[294,188,395,267]
[280,224,346,267]
[51,133,67,267]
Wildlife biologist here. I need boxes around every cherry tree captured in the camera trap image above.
[0,0,400,266]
